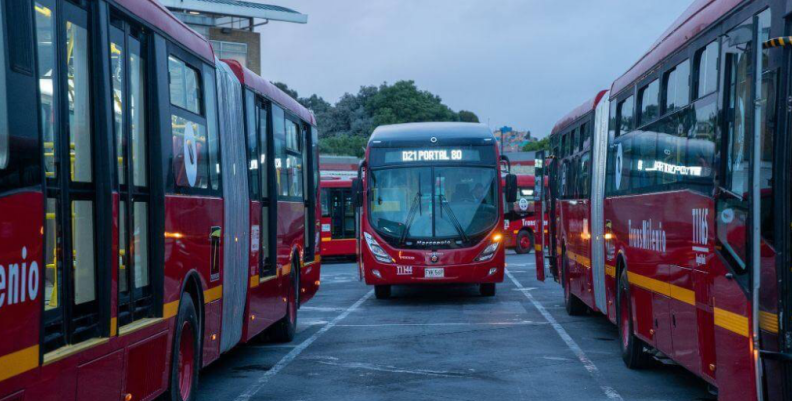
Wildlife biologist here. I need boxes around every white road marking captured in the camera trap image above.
[335,321,547,327]
[234,289,374,401]
[507,270,623,401]
[316,360,464,378]
[301,306,352,312]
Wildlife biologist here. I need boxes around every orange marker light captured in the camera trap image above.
[493,233,503,242]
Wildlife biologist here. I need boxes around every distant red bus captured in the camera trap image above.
[353,123,516,299]
[320,177,357,259]
[503,174,539,254]
[0,2,320,400]
[544,1,790,400]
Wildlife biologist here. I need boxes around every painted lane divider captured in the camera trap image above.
[506,270,623,401]
[234,289,374,401]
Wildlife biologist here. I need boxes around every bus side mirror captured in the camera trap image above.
[351,178,363,208]
[505,174,517,204]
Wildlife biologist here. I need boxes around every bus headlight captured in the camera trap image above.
[476,237,501,262]
[364,232,392,263]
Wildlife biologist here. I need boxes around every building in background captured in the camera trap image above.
[161,0,308,75]
[494,126,532,153]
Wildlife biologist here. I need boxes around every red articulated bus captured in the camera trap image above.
[0,1,320,400]
[320,177,357,259]
[543,1,792,399]
[503,174,539,254]
[353,123,517,299]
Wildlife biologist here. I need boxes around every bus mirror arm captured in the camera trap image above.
[352,161,367,209]
[500,155,512,174]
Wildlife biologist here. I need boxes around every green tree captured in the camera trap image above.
[272,82,300,102]
[522,136,549,152]
[458,110,480,123]
[319,134,369,158]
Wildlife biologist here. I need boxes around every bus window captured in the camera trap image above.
[321,188,330,217]
[0,3,7,171]
[273,106,287,198]
[663,60,690,113]
[638,79,659,126]
[695,41,719,99]
[169,56,211,190]
[618,96,634,135]
[756,9,775,245]
[204,66,220,191]
[717,19,752,270]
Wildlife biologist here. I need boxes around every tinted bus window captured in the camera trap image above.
[0,4,7,171]
[169,56,200,114]
[273,105,287,198]
[695,41,719,98]
[638,79,659,125]
[618,96,634,135]
[663,60,690,113]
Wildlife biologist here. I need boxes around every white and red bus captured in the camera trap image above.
[0,1,320,400]
[545,1,791,399]
[320,177,357,259]
[503,174,539,254]
[353,123,517,299]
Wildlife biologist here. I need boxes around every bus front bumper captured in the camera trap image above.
[364,262,504,286]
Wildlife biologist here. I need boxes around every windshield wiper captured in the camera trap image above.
[438,194,469,243]
[399,190,422,245]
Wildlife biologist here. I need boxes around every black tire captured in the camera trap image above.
[562,251,587,316]
[514,230,534,255]
[375,285,391,300]
[617,267,652,369]
[480,283,496,297]
[270,259,299,343]
[168,294,200,401]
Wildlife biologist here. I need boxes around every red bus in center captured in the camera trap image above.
[353,123,517,299]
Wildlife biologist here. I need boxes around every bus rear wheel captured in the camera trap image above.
[618,267,652,369]
[515,230,533,254]
[169,294,200,401]
[480,283,496,297]
[375,285,391,299]
[562,252,587,316]
[271,261,299,343]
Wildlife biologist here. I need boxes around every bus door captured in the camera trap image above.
[304,125,319,262]
[534,152,546,281]
[716,13,779,400]
[546,158,559,280]
[330,188,355,240]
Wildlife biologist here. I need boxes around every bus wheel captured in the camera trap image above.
[562,252,587,316]
[271,262,299,343]
[618,267,652,369]
[375,285,391,300]
[480,283,496,297]
[169,294,200,401]
[515,230,533,255]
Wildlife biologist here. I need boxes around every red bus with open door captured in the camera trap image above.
[544,1,792,399]
[0,1,320,400]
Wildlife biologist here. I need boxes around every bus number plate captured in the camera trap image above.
[425,268,444,279]
[397,266,413,276]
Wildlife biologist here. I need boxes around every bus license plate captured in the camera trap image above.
[425,268,444,278]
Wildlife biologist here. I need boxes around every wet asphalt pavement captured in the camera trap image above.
[196,252,713,401]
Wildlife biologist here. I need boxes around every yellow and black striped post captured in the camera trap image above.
[764,36,792,49]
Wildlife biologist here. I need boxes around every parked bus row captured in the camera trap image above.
[537,1,791,399]
[0,1,320,400]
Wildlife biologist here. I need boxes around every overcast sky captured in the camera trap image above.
[255,1,693,138]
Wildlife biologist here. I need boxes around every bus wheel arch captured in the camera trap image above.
[616,255,652,369]
[168,272,204,401]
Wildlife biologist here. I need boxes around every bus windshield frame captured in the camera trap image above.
[366,146,500,249]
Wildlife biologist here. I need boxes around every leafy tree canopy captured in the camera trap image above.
[522,136,549,152]
[273,80,482,156]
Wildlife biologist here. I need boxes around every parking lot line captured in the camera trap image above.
[506,270,623,401]
[234,289,374,401]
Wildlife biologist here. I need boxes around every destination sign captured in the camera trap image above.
[401,149,463,162]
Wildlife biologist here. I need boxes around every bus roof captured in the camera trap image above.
[369,122,495,148]
[610,0,742,98]
[551,90,608,137]
[116,0,214,62]
[223,59,316,126]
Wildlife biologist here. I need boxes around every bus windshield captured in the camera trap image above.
[368,166,498,247]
